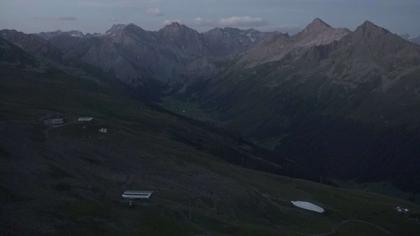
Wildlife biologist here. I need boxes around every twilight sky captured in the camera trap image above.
[1,0,420,36]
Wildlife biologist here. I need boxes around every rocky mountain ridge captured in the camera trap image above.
[238,18,350,67]
[2,18,420,195]
[182,20,420,193]
[1,23,274,88]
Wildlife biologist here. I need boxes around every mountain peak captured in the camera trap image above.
[159,22,199,37]
[160,22,194,32]
[312,18,329,25]
[166,22,182,28]
[106,24,126,34]
[355,20,389,36]
[360,20,376,27]
[304,18,332,32]
[125,23,145,32]
[106,23,145,36]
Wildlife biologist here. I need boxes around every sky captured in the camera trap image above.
[1,0,420,36]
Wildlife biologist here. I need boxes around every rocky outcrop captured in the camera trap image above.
[238,18,350,67]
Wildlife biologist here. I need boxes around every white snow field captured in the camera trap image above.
[291,201,325,213]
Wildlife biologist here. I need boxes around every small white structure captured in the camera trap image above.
[291,201,325,213]
[78,117,94,122]
[396,206,410,214]
[98,128,108,134]
[122,191,153,206]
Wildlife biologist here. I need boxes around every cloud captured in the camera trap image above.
[193,17,216,27]
[58,16,78,21]
[146,7,163,16]
[76,0,153,8]
[193,16,268,28]
[32,16,78,21]
[219,16,267,28]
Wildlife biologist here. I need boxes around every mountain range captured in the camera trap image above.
[238,18,350,67]
[1,18,420,235]
[2,18,420,191]
[182,19,420,192]
[1,23,272,89]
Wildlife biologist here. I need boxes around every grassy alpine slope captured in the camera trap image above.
[0,43,419,235]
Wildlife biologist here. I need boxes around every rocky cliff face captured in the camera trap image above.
[197,20,420,127]
[1,23,269,87]
[0,30,63,61]
[238,18,350,67]
[203,27,274,58]
[183,20,420,191]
